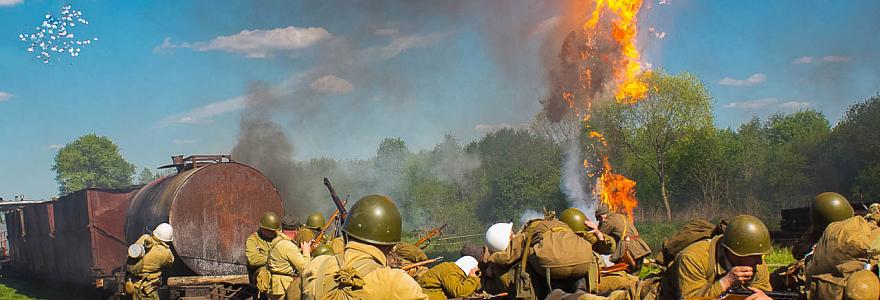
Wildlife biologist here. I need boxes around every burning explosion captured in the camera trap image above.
[550,0,649,220]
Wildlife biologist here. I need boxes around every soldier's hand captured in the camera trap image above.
[584,220,599,231]
[720,266,754,289]
[743,288,771,300]
[301,241,312,257]
[468,267,479,277]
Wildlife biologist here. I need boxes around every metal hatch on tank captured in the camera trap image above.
[124,155,284,276]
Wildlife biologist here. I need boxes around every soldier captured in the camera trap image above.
[389,241,430,278]
[792,192,854,259]
[481,222,522,295]
[267,228,311,300]
[294,212,326,246]
[593,204,651,274]
[310,244,334,258]
[125,223,175,300]
[417,256,481,300]
[301,195,428,299]
[560,208,637,299]
[658,215,773,299]
[864,203,880,225]
[245,212,285,296]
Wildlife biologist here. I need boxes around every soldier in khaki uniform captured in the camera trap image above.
[294,212,326,246]
[126,223,175,300]
[792,192,854,259]
[594,205,651,275]
[245,212,286,294]
[658,215,773,299]
[267,232,311,300]
[864,203,880,225]
[560,208,637,299]
[481,222,523,295]
[301,195,428,299]
[418,256,481,300]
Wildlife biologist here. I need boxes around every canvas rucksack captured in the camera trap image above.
[805,216,880,277]
[656,219,727,267]
[524,220,597,280]
[311,253,382,300]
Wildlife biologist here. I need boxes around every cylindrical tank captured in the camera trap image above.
[125,161,284,275]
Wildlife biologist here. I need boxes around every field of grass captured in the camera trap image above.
[0,274,91,300]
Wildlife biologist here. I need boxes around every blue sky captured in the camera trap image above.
[1,0,878,200]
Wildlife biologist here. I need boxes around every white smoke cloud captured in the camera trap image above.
[159,96,245,126]
[792,56,814,64]
[156,26,332,58]
[0,91,12,101]
[718,73,766,86]
[723,97,778,109]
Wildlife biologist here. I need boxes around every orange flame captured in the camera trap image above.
[594,157,638,220]
[583,0,648,103]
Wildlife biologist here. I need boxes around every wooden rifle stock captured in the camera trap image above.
[414,223,448,248]
[311,199,346,248]
[599,263,630,275]
[323,177,348,221]
[401,256,443,271]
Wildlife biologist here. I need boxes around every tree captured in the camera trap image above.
[137,168,160,184]
[52,134,136,195]
[604,71,714,220]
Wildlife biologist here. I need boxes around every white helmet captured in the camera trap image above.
[455,256,479,275]
[485,222,513,253]
[153,223,174,242]
[128,243,145,258]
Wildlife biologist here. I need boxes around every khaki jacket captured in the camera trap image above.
[268,237,310,296]
[658,236,771,299]
[599,212,651,261]
[418,262,480,300]
[245,232,273,284]
[129,234,174,296]
[301,241,428,300]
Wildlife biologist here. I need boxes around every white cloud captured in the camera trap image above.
[159,96,245,127]
[718,73,766,86]
[792,55,851,64]
[0,0,23,7]
[474,123,529,132]
[821,55,851,63]
[47,144,63,149]
[173,139,195,145]
[0,92,12,101]
[372,28,400,36]
[310,75,353,94]
[363,32,448,60]
[792,56,814,64]
[156,26,331,58]
[723,97,778,109]
[780,101,813,109]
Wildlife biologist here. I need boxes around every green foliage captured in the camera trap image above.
[51,134,135,195]
[137,167,161,184]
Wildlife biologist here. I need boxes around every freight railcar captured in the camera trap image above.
[3,155,285,299]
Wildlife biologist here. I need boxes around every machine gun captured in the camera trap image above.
[401,256,444,271]
[414,223,448,249]
[720,287,802,300]
[311,197,347,248]
[323,177,348,222]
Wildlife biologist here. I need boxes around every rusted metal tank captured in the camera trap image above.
[125,155,284,276]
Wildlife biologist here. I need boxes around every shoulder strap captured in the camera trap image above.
[706,236,719,282]
[618,214,629,238]
[266,237,283,265]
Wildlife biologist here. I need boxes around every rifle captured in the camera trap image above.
[721,287,802,300]
[323,177,348,222]
[414,223,448,249]
[599,263,630,275]
[401,256,443,271]
[311,197,347,248]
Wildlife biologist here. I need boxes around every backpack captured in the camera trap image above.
[656,219,727,267]
[805,216,880,277]
[314,254,382,300]
[524,220,597,279]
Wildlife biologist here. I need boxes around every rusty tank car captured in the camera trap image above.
[2,155,285,299]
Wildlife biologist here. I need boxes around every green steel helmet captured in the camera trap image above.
[260,212,282,231]
[845,269,880,300]
[560,208,588,233]
[721,215,772,257]
[305,212,326,229]
[311,244,334,258]
[810,192,853,231]
[342,195,402,245]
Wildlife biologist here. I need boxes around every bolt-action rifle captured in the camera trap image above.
[401,256,444,271]
[311,197,347,248]
[720,287,802,300]
[323,177,348,222]
[415,223,448,249]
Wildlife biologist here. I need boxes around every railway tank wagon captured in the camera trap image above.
[125,155,285,276]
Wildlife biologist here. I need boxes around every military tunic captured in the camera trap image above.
[267,237,310,300]
[418,262,480,300]
[245,232,273,286]
[128,234,174,300]
[658,236,771,299]
[301,241,428,300]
